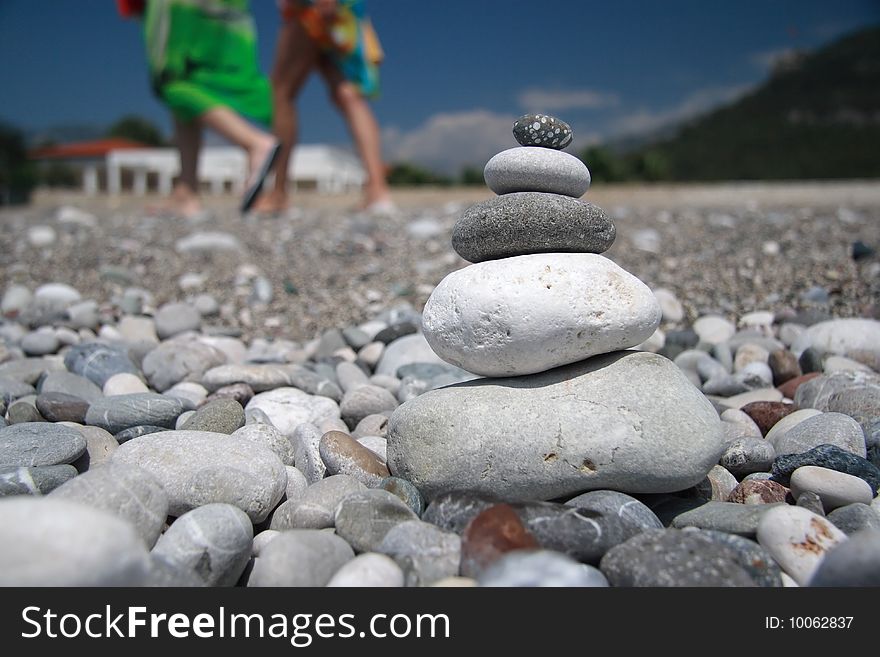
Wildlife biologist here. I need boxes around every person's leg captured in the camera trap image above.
[318,64,392,208]
[199,106,277,184]
[169,117,204,217]
[256,19,318,212]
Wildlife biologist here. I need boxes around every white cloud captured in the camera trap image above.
[382,110,518,173]
[609,84,754,137]
[517,88,620,111]
[750,47,799,71]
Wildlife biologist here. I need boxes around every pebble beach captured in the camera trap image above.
[1,173,879,587]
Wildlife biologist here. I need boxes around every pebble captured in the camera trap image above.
[778,372,820,399]
[693,315,736,345]
[244,387,340,436]
[696,529,783,587]
[484,147,590,197]
[599,528,757,586]
[63,342,140,387]
[0,422,86,466]
[181,398,246,434]
[117,316,159,344]
[458,504,539,578]
[670,501,785,538]
[34,392,89,423]
[756,506,847,585]
[339,384,398,428]
[269,475,365,530]
[727,479,789,505]
[479,550,608,587]
[825,388,880,437]
[68,424,118,470]
[720,437,776,477]
[202,363,290,393]
[0,357,65,385]
[804,318,880,359]
[763,408,822,443]
[734,343,770,371]
[376,520,461,587]
[114,425,167,444]
[247,529,354,587]
[231,422,295,465]
[789,465,874,511]
[564,489,663,531]
[7,399,44,424]
[452,194,614,264]
[85,392,182,433]
[374,333,447,378]
[378,476,424,516]
[808,529,880,586]
[0,464,77,496]
[326,552,405,587]
[335,361,370,393]
[388,351,722,500]
[373,321,419,345]
[21,329,60,356]
[154,302,202,339]
[112,430,286,523]
[49,462,168,547]
[741,401,798,436]
[151,503,253,586]
[771,444,880,494]
[141,338,225,392]
[203,382,253,407]
[796,490,826,516]
[694,465,740,501]
[652,288,685,323]
[290,423,327,483]
[352,413,389,439]
[39,371,104,404]
[320,430,390,486]
[334,489,420,552]
[512,113,573,149]
[771,412,866,458]
[0,497,151,585]
[794,370,880,411]
[175,231,241,254]
[826,503,880,534]
[103,372,150,396]
[715,388,784,409]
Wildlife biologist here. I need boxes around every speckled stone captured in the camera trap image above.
[231,422,295,466]
[459,504,539,578]
[203,382,255,408]
[727,479,789,505]
[6,400,45,424]
[764,408,823,443]
[720,437,776,477]
[180,398,245,434]
[769,349,802,386]
[0,422,87,466]
[0,465,77,496]
[808,529,880,586]
[740,401,798,436]
[771,444,880,494]
[484,147,590,197]
[290,423,326,484]
[512,114,573,149]
[770,412,866,458]
[794,370,880,411]
[825,388,880,437]
[696,529,783,587]
[826,503,880,534]
[452,193,614,263]
[599,528,757,586]
[339,385,398,429]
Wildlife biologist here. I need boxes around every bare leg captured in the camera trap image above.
[320,67,392,208]
[167,118,203,217]
[199,106,277,184]
[256,19,317,212]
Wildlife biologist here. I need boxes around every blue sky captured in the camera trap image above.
[1,0,878,172]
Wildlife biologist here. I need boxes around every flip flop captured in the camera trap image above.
[240,141,281,214]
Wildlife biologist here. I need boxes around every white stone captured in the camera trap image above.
[805,318,880,358]
[422,253,661,377]
[652,288,684,323]
[27,225,57,247]
[693,315,736,345]
[103,372,150,396]
[245,387,340,436]
[483,147,590,198]
[714,387,784,409]
[326,552,405,587]
[789,466,874,511]
[34,283,81,307]
[823,355,873,373]
[756,506,847,585]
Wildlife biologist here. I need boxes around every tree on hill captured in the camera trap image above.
[107,115,165,146]
[0,122,36,205]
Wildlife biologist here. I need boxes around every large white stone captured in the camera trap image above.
[805,318,880,357]
[421,253,661,377]
[245,387,341,436]
[387,350,723,501]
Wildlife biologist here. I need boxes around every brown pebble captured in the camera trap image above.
[740,401,798,436]
[727,479,789,505]
[319,430,389,486]
[201,382,255,408]
[777,372,821,400]
[768,349,802,386]
[459,504,539,578]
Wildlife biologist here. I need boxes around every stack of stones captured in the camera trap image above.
[388,114,725,502]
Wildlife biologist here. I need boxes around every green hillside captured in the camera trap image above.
[601,26,880,181]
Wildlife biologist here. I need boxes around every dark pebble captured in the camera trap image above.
[771,444,880,494]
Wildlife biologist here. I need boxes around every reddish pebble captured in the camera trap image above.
[459,503,539,578]
[741,401,798,436]
[777,372,821,401]
[768,349,802,386]
[727,479,789,505]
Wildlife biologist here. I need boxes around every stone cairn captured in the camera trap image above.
[388,113,725,502]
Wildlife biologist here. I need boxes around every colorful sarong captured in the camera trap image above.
[279,0,382,98]
[144,0,272,124]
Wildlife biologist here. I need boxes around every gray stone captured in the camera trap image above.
[247,530,354,587]
[771,444,880,494]
[599,528,756,586]
[334,489,419,552]
[154,302,201,340]
[326,552,405,587]
[789,465,874,511]
[825,388,880,437]
[826,502,880,534]
[181,398,246,434]
[808,529,880,586]
[232,422,295,465]
[796,490,826,516]
[756,506,846,585]
[284,365,343,401]
[0,357,65,385]
[484,148,590,197]
[771,412,866,458]
[284,466,309,502]
[376,520,461,587]
[0,464,77,496]
[69,424,118,470]
[479,550,608,587]
[21,330,60,356]
[564,490,663,532]
[378,477,424,516]
[339,384,398,428]
[320,430,390,486]
[175,231,241,254]
[794,370,880,411]
[245,387,340,436]
[0,376,36,402]
[251,530,280,557]
[49,462,168,547]
[64,342,140,387]
[804,318,880,359]
[453,193,612,264]
[670,501,786,538]
[693,316,736,345]
[374,333,450,378]
[151,503,253,586]
[290,422,326,483]
[0,497,151,585]
[269,475,366,530]
[0,422,86,466]
[352,414,389,439]
[201,364,290,393]
[6,398,43,424]
[692,465,740,501]
[720,437,776,477]
[114,425,167,444]
[112,430,286,523]
[512,113,573,149]
[336,361,370,393]
[421,491,499,534]
[142,338,226,392]
[85,393,183,434]
[144,556,208,587]
[697,529,783,587]
[342,327,372,351]
[38,371,104,404]
[103,372,149,396]
[388,351,723,501]
[374,321,419,345]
